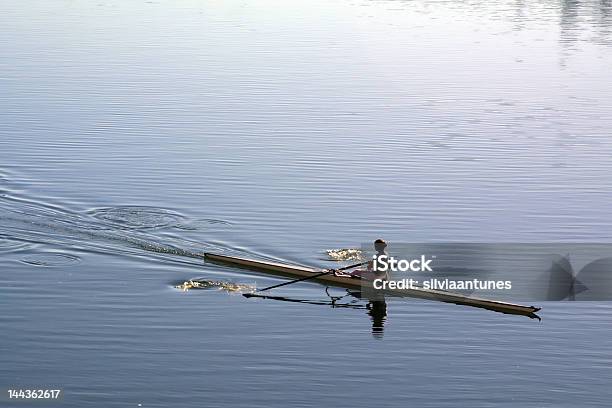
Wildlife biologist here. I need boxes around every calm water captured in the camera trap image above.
[2,0,612,407]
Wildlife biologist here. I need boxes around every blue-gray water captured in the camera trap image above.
[2,1,612,407]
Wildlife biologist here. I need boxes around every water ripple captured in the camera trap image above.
[0,235,33,253]
[88,206,187,230]
[20,252,81,267]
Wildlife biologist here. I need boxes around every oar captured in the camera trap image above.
[243,260,368,297]
[240,293,367,309]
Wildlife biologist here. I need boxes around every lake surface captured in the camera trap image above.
[2,1,612,407]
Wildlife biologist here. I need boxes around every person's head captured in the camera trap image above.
[374,239,387,254]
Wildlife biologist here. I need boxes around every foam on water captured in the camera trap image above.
[175,279,254,293]
[326,248,364,261]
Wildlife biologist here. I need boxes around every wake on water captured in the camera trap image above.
[0,185,228,271]
[1,176,360,292]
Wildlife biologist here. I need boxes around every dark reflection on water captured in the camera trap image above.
[367,300,388,339]
[559,0,612,46]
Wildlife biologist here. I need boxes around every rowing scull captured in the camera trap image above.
[204,253,541,317]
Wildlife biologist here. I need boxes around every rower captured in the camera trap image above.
[335,239,389,281]
[371,238,388,272]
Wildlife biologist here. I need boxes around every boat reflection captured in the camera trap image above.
[244,290,388,338]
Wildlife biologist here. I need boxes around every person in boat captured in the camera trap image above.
[335,239,389,281]
[368,238,389,279]
[334,240,389,337]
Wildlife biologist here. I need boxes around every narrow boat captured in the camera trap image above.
[204,253,541,318]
